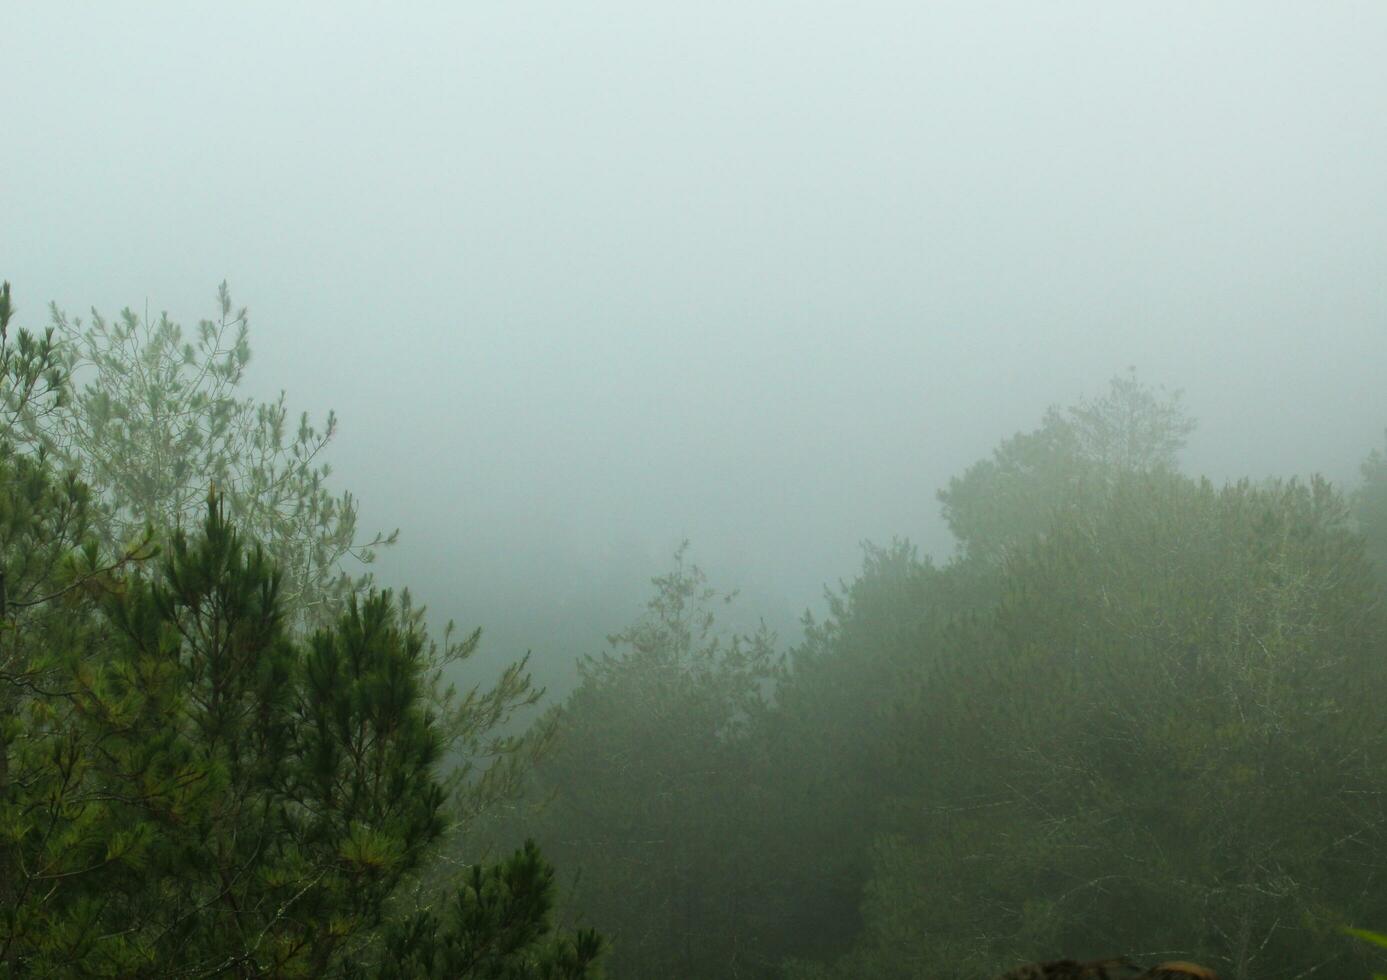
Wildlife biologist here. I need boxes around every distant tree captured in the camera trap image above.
[800,472,1387,980]
[743,540,1001,973]
[498,545,778,979]
[760,376,1194,975]
[6,283,549,836]
[1065,369,1196,475]
[938,370,1195,564]
[1354,430,1387,584]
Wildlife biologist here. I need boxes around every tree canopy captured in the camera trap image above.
[0,281,603,979]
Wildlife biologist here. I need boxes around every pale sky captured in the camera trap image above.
[5,3,1386,683]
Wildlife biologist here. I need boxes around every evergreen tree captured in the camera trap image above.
[0,279,68,443]
[3,282,550,853]
[1,279,158,975]
[0,281,603,978]
[2,493,420,973]
[368,841,604,980]
[2,488,603,978]
[19,283,393,633]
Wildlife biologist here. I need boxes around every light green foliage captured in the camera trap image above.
[25,283,395,632]
[938,370,1195,564]
[1342,927,1387,980]
[9,283,548,836]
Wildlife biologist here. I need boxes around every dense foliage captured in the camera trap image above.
[9,276,1387,979]
[487,373,1387,980]
[0,283,603,978]
[15,285,552,829]
[795,472,1387,980]
[493,547,779,978]
[16,284,389,632]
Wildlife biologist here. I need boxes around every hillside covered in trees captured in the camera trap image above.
[488,370,1387,980]
[4,282,1387,979]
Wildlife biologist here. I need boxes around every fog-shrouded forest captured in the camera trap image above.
[5,4,1387,979]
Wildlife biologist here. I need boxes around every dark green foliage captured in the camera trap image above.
[370,841,604,980]
[9,282,551,865]
[0,279,68,446]
[0,284,156,976]
[1,484,601,979]
[2,493,444,974]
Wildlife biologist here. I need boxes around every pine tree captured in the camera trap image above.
[1,279,158,975]
[1,281,603,978]
[3,488,604,977]
[3,282,552,883]
[19,283,393,633]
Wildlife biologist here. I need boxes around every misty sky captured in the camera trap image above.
[4,4,1386,679]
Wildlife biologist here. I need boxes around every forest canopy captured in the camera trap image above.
[5,282,1387,980]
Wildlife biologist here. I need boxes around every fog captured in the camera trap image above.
[5,3,1386,685]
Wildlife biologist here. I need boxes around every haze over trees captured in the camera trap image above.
[476,365,1387,978]
[5,4,1386,978]
[6,283,1387,980]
